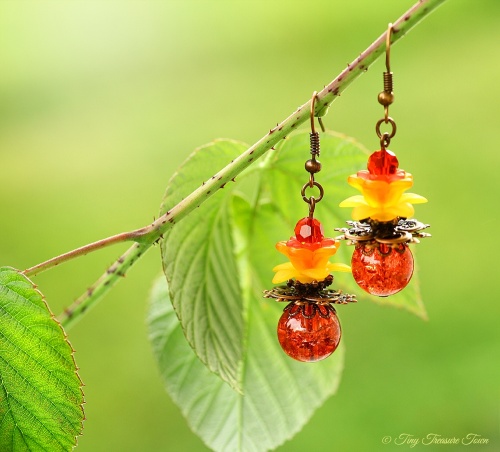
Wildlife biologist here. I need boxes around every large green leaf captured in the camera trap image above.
[159,140,247,392]
[0,267,84,452]
[152,132,427,451]
[149,273,344,452]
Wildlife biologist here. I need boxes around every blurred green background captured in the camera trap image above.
[1,0,498,450]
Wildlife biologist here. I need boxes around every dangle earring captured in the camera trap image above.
[338,24,430,297]
[264,92,356,363]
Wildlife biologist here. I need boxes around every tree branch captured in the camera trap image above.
[139,0,446,246]
[22,0,446,326]
[23,231,141,277]
[58,242,149,329]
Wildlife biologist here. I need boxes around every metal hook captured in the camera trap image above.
[385,23,393,73]
[310,91,326,133]
[377,23,396,138]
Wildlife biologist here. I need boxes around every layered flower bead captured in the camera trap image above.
[340,149,427,222]
[272,217,350,284]
[337,148,430,297]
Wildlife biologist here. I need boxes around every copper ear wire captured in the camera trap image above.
[301,91,327,218]
[310,92,326,134]
[376,23,396,150]
[385,22,392,73]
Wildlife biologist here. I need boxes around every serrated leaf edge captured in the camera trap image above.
[4,267,85,450]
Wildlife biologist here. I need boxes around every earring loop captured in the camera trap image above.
[376,23,396,142]
[310,91,326,134]
[385,23,393,73]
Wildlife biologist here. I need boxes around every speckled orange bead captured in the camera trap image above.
[351,243,414,297]
[277,303,341,362]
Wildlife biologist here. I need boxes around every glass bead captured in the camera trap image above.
[294,217,324,244]
[277,303,341,362]
[367,149,399,176]
[351,243,414,296]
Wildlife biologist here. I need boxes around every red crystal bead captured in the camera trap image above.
[294,217,324,243]
[351,243,414,296]
[367,149,399,176]
[277,303,341,362]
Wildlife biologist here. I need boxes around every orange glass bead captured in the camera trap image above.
[367,149,399,176]
[294,217,324,243]
[277,302,341,362]
[351,243,414,297]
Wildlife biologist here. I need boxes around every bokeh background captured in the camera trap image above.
[1,0,499,451]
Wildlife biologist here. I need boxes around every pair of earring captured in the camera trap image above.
[264,24,430,363]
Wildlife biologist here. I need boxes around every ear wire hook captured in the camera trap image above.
[381,23,394,122]
[385,23,393,73]
[310,91,326,134]
[376,23,396,149]
[301,91,326,218]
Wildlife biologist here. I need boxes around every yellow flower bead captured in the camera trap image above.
[340,172,427,221]
[272,241,351,284]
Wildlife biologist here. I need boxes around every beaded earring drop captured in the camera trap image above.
[338,24,430,297]
[264,93,356,363]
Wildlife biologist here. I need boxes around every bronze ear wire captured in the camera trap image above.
[376,24,397,151]
[302,92,325,220]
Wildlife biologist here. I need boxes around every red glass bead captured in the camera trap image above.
[294,217,324,243]
[367,149,399,176]
[277,303,341,362]
[351,243,414,297]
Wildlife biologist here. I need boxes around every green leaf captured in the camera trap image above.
[159,140,247,392]
[148,275,344,452]
[0,267,84,452]
[152,132,427,451]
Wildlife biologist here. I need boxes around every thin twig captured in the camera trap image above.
[21,0,445,327]
[23,231,144,277]
[138,0,447,246]
[58,242,149,328]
